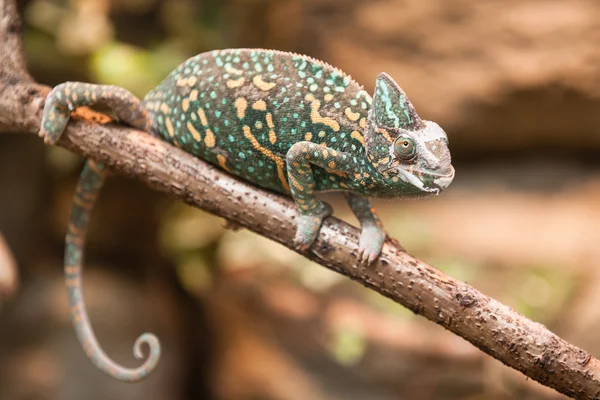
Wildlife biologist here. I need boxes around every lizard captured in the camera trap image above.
[38,48,455,382]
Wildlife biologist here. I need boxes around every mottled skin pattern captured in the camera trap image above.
[39,48,454,382]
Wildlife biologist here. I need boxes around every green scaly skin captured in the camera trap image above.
[39,48,455,382]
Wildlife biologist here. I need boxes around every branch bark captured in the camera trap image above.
[1,0,599,398]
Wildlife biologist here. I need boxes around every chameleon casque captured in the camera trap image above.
[39,48,455,382]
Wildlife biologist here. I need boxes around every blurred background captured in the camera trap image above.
[1,0,599,399]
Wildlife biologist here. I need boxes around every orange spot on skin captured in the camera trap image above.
[252,100,267,111]
[182,98,190,112]
[351,130,365,146]
[304,132,312,141]
[190,90,199,101]
[328,161,336,169]
[359,118,367,129]
[204,129,216,147]
[198,108,208,126]
[217,154,230,172]
[289,174,304,191]
[160,103,170,114]
[377,128,394,144]
[227,77,245,88]
[242,125,290,192]
[345,107,360,122]
[324,94,334,102]
[305,94,340,131]
[187,76,198,86]
[253,75,276,91]
[235,98,248,119]
[187,122,202,141]
[166,117,175,137]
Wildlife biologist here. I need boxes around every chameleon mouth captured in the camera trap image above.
[432,165,455,189]
[397,165,455,195]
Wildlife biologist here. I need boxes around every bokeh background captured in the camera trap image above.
[1,0,600,399]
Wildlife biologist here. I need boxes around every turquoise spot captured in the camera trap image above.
[307,77,315,84]
[331,137,337,142]
[205,103,211,109]
[210,91,217,99]
[224,120,230,127]
[298,71,307,78]
[243,62,250,69]
[325,79,334,85]
[291,128,297,134]
[248,166,255,173]
[233,56,240,63]
[301,121,306,128]
[222,98,227,105]
[324,87,331,93]
[267,64,274,72]
[334,102,341,109]
[215,110,222,118]
[350,99,358,106]
[254,63,263,72]
[258,160,264,167]
[282,117,288,122]
[310,84,318,92]
[293,113,298,119]
[215,57,224,67]
[228,135,235,142]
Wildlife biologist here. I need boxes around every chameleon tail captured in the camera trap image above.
[66,160,160,382]
[40,82,160,382]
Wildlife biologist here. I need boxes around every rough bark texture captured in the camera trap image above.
[1,0,599,398]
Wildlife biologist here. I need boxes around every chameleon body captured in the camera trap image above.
[39,48,454,382]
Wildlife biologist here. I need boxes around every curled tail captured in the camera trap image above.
[40,82,160,382]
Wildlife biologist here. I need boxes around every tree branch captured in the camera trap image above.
[0,0,599,398]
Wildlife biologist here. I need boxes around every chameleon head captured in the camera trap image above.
[365,73,455,198]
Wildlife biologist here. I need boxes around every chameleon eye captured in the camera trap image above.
[394,135,416,161]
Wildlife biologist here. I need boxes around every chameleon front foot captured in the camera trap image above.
[293,202,332,251]
[357,225,386,264]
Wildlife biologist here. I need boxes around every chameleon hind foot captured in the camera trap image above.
[293,202,332,251]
